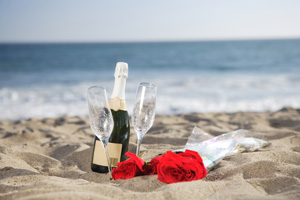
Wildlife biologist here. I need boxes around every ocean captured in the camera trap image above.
[1,39,300,120]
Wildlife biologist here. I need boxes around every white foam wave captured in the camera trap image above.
[1,73,300,120]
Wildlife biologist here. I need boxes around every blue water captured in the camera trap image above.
[1,39,300,120]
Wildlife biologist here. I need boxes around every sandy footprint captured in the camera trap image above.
[15,152,60,174]
[206,160,278,181]
[248,176,300,195]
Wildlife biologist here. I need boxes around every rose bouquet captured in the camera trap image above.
[112,150,207,184]
[112,127,270,184]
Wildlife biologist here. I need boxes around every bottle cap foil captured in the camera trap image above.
[114,62,128,78]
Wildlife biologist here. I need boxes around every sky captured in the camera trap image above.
[0,0,300,43]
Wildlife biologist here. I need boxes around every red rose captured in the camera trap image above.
[157,150,207,184]
[112,152,145,180]
[143,155,162,175]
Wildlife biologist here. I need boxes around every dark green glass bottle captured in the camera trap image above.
[91,62,130,173]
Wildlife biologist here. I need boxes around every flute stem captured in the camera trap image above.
[102,138,112,180]
[136,136,143,156]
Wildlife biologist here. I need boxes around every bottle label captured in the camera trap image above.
[110,97,127,111]
[93,141,122,167]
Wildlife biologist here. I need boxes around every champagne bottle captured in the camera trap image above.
[91,62,130,173]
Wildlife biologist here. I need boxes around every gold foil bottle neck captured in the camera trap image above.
[109,97,127,111]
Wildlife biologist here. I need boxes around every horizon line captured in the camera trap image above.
[1,36,300,44]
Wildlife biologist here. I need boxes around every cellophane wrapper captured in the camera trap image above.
[173,127,270,171]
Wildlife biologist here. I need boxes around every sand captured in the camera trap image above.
[0,107,300,200]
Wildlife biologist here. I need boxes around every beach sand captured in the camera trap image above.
[0,107,300,200]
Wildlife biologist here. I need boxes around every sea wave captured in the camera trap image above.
[1,40,300,120]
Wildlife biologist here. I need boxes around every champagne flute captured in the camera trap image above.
[132,82,157,156]
[87,86,114,178]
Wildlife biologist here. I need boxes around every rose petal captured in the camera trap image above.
[156,150,207,184]
[125,152,145,171]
